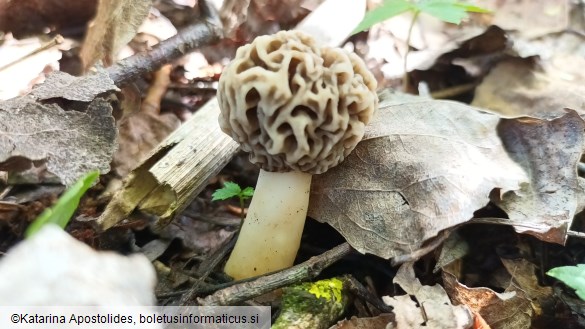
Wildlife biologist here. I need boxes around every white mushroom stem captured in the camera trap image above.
[224,169,312,280]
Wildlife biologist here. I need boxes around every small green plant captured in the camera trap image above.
[353,0,489,90]
[25,171,100,238]
[547,265,585,301]
[212,181,254,221]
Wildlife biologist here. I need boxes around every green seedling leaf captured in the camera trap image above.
[25,171,100,238]
[353,0,413,33]
[416,0,491,24]
[547,265,585,300]
[212,182,254,221]
[212,181,243,201]
[354,0,490,33]
[241,186,255,199]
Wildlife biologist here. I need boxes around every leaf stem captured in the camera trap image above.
[239,195,245,222]
[402,10,420,92]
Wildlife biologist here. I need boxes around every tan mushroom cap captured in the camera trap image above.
[218,30,378,174]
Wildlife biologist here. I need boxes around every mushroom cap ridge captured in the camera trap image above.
[218,30,378,174]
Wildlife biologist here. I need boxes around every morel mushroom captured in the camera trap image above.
[218,30,377,280]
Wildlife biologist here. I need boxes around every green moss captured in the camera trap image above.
[308,277,343,302]
[272,278,348,329]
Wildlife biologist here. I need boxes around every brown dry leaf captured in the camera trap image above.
[0,0,97,38]
[330,314,394,329]
[493,110,585,243]
[0,97,116,185]
[218,0,318,40]
[113,64,180,177]
[113,111,180,177]
[499,258,554,310]
[383,263,473,329]
[443,271,532,329]
[472,57,585,117]
[309,91,527,259]
[80,0,152,69]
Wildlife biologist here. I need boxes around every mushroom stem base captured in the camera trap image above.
[224,169,312,280]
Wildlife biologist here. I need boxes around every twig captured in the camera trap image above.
[567,230,585,239]
[344,275,393,313]
[178,233,238,304]
[430,83,478,99]
[391,229,451,266]
[196,242,354,305]
[0,35,64,73]
[106,0,222,85]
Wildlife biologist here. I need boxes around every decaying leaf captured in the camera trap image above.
[500,258,554,308]
[494,110,585,243]
[443,270,532,329]
[383,263,473,329]
[113,64,180,177]
[0,96,116,186]
[80,0,152,69]
[309,92,527,259]
[30,67,119,102]
[113,111,180,177]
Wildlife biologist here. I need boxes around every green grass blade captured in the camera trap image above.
[25,171,100,238]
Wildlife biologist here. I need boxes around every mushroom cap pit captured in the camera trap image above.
[218,30,378,174]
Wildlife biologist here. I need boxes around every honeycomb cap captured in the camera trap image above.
[218,30,378,174]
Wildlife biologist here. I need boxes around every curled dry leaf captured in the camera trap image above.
[443,270,532,329]
[309,91,527,259]
[494,110,585,243]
